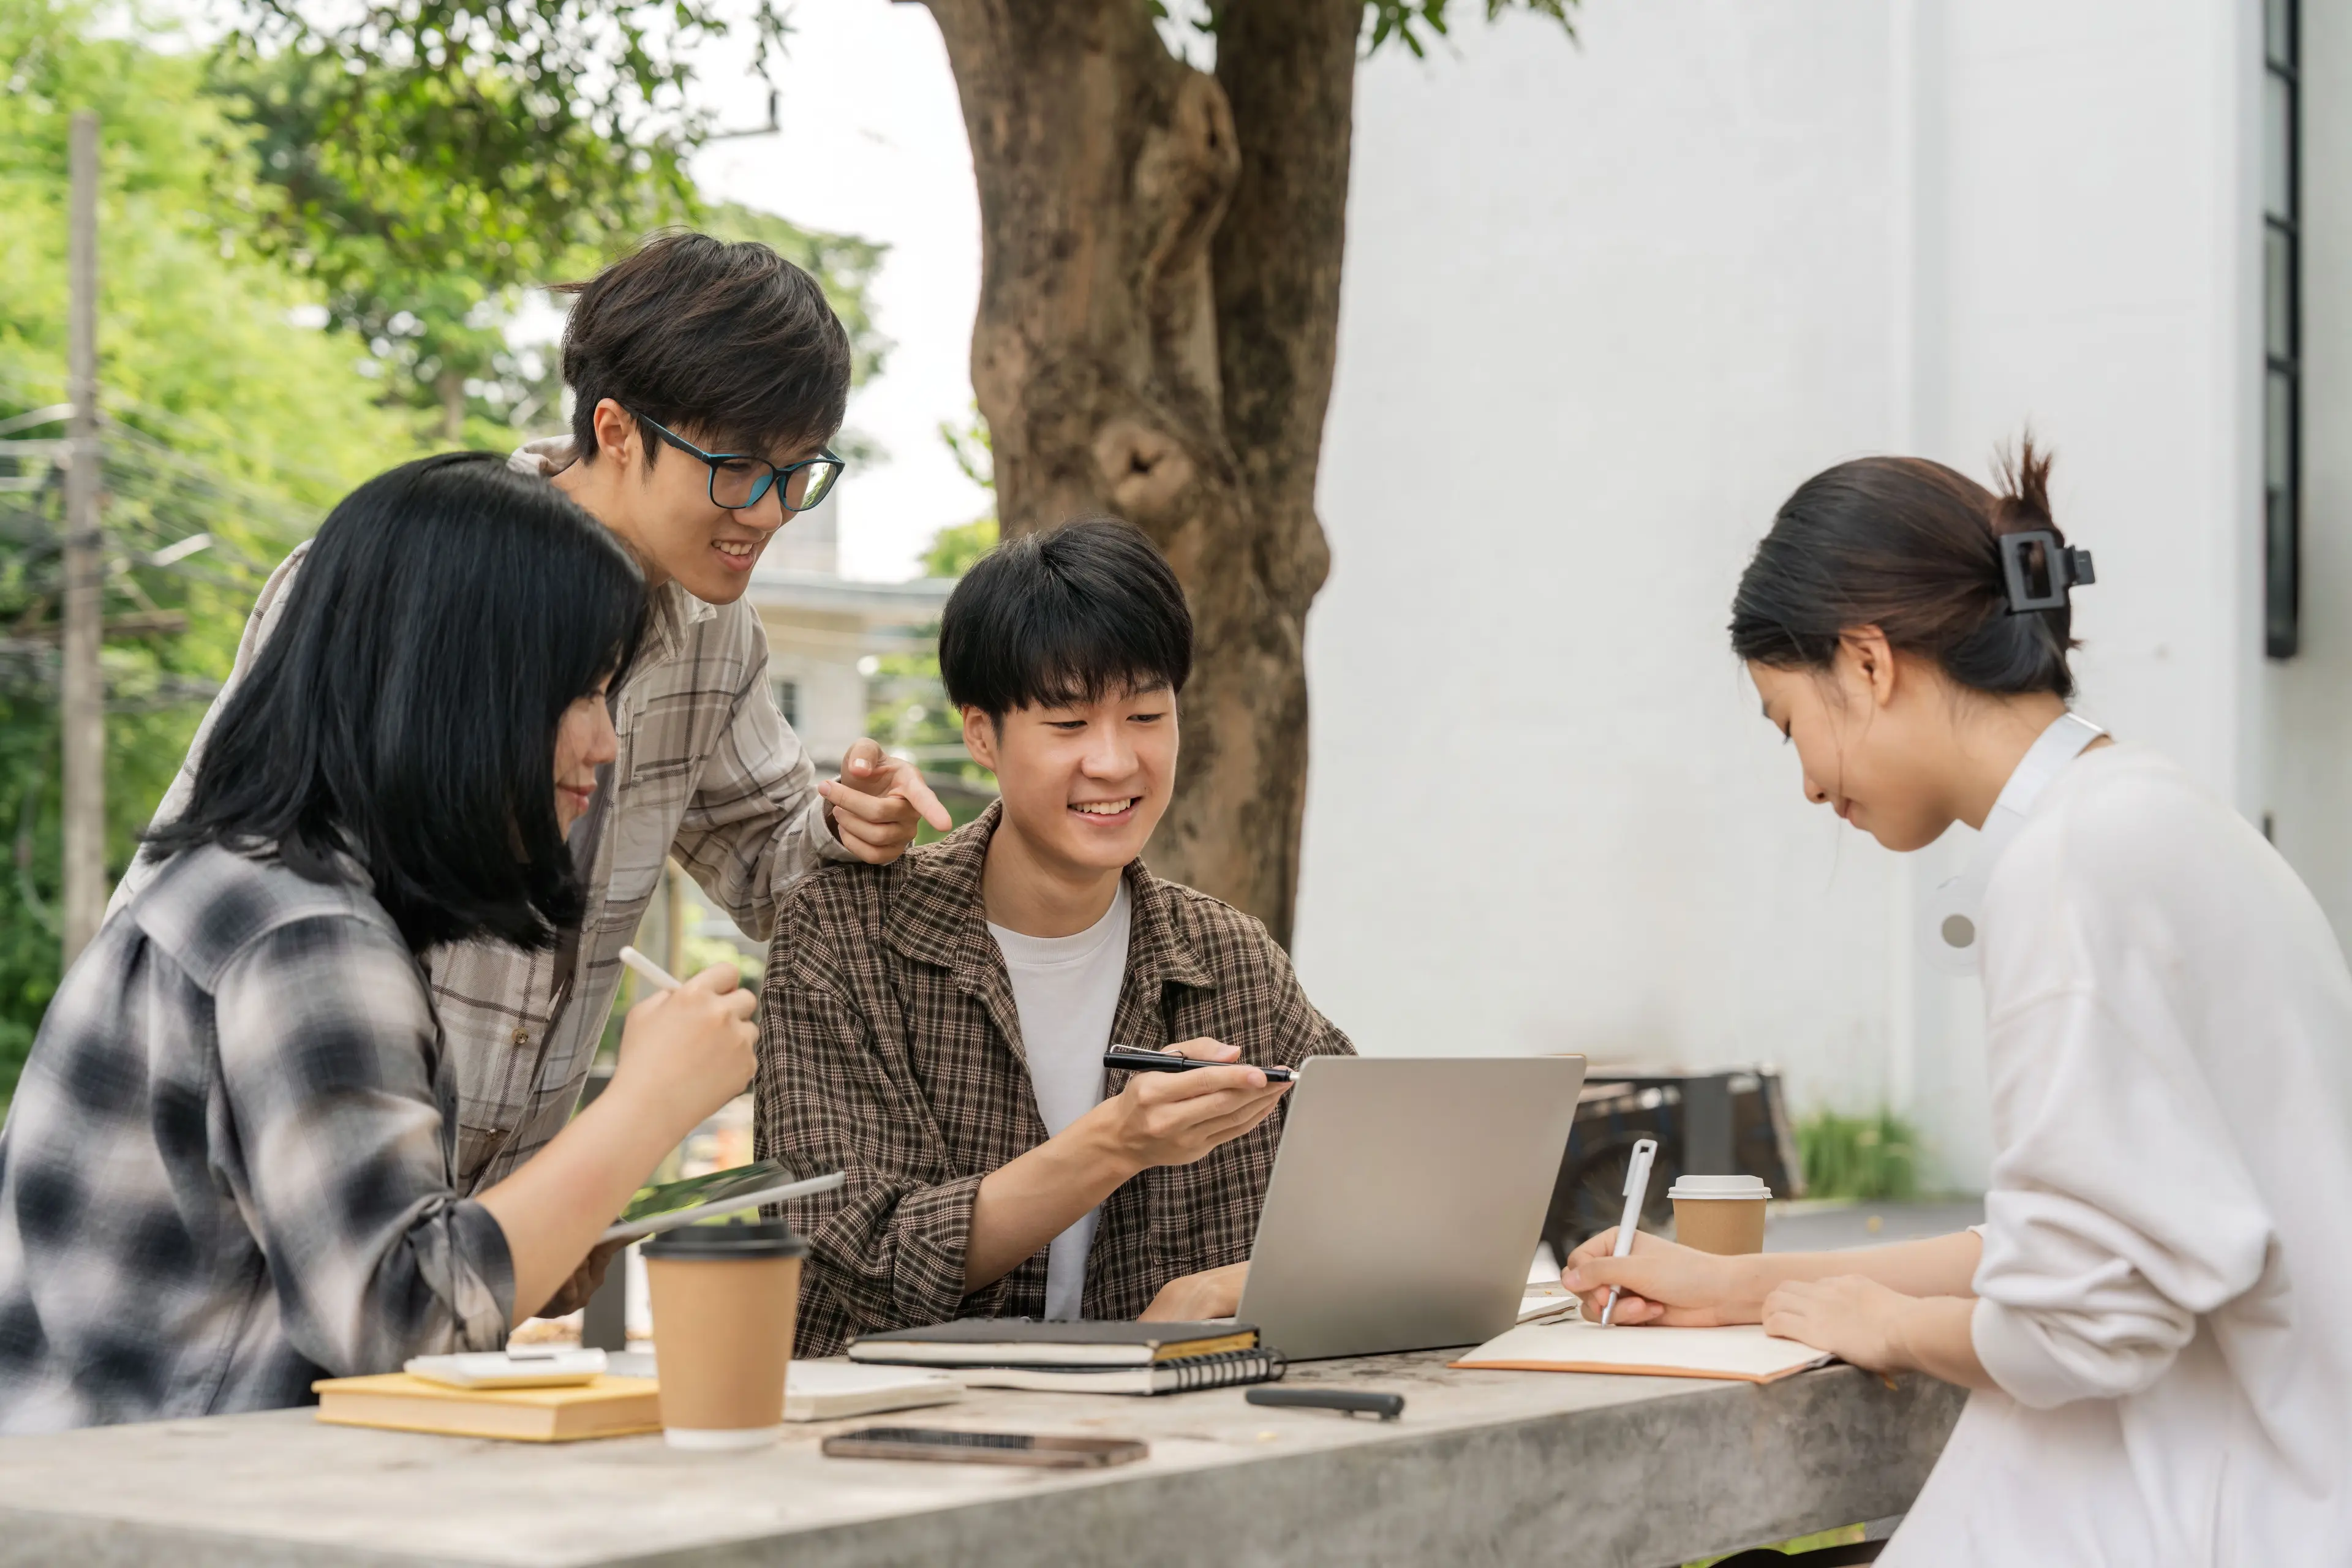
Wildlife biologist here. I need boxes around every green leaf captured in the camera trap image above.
[1360,0,1578,60]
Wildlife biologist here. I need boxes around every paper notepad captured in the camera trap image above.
[1450,1320,1835,1384]
[783,1360,963,1422]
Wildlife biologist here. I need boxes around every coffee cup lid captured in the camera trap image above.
[1668,1175,1772,1200]
[640,1218,811,1260]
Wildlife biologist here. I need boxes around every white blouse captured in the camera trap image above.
[1887,745,2352,1564]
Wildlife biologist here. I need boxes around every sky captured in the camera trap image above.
[685,5,990,581]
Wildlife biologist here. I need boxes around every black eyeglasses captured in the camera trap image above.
[633,413,845,512]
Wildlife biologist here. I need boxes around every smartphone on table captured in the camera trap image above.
[821,1427,1148,1469]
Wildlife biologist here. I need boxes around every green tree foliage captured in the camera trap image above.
[1,0,419,1099]
[0,3,894,1107]
[217,0,783,445]
[1360,0,1576,58]
[210,47,677,445]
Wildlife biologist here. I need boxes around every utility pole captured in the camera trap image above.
[61,110,104,963]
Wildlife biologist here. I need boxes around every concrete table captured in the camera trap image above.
[0,1353,1964,1568]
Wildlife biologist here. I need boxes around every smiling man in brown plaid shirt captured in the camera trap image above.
[760,519,1353,1355]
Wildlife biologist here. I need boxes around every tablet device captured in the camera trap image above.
[598,1161,845,1243]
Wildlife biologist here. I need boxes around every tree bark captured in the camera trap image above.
[923,0,1356,946]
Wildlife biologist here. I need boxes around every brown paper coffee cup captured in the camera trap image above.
[1668,1175,1770,1256]
[643,1218,810,1450]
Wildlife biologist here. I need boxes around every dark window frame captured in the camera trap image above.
[2265,0,2302,659]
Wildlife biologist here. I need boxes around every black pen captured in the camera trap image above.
[1102,1045,1295,1084]
[1246,1387,1404,1421]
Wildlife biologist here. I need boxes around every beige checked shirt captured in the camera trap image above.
[113,440,854,1191]
[757,804,1355,1356]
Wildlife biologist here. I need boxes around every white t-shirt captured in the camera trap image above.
[987,881,1133,1321]
[1884,745,2352,1565]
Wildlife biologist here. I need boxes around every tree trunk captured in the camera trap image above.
[924,0,1355,946]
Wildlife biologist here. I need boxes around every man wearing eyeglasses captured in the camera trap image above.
[114,233,950,1309]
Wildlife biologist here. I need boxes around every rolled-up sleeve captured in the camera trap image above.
[213,916,513,1374]
[1256,923,1357,1066]
[1971,986,2274,1409]
[757,938,1010,1356]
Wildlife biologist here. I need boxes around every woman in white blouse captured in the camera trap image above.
[1564,443,2352,1564]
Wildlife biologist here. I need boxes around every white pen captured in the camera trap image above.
[617,944,683,992]
[1599,1137,1659,1327]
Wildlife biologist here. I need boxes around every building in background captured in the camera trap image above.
[744,490,954,771]
[1295,0,2343,1191]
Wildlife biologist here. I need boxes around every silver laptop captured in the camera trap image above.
[1235,1055,1587,1361]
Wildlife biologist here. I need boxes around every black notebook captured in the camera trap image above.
[956,1348,1286,1396]
[848,1319,1260,1369]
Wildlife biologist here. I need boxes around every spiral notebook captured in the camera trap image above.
[953,1348,1287,1396]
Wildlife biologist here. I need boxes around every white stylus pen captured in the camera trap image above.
[617,945,683,992]
[1599,1137,1659,1327]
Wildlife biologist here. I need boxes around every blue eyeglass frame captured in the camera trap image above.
[632,412,845,512]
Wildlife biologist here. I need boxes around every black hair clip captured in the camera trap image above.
[2000,530,2095,613]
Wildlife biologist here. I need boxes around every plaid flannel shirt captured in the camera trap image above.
[0,844,514,1431]
[756,803,1355,1357]
[111,440,854,1192]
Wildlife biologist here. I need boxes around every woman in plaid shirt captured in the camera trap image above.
[110,238,952,1324]
[0,456,760,1431]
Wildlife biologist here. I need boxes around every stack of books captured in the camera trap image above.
[848,1320,1286,1396]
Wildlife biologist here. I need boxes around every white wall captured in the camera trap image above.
[1294,0,2265,1190]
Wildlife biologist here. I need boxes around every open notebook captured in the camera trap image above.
[1450,1320,1835,1384]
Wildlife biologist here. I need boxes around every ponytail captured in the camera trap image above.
[1728,437,2086,699]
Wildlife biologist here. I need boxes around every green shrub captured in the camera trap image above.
[1796,1109,1920,1202]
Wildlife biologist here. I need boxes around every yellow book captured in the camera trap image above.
[311,1373,662,1442]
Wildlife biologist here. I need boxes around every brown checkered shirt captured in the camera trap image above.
[756,804,1354,1355]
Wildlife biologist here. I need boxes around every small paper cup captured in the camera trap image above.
[1668,1174,1770,1256]
[641,1219,809,1450]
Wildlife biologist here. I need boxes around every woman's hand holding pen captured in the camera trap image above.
[1085,1039,1290,1175]
[1560,1229,1760,1327]
[479,962,755,1324]
[609,962,760,1135]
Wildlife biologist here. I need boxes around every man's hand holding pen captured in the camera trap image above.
[1087,1040,1291,1175]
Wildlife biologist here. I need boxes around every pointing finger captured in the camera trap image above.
[894,764,954,832]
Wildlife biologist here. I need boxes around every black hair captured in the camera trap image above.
[939,516,1193,720]
[555,230,851,464]
[146,453,647,953]
[1729,438,2079,699]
